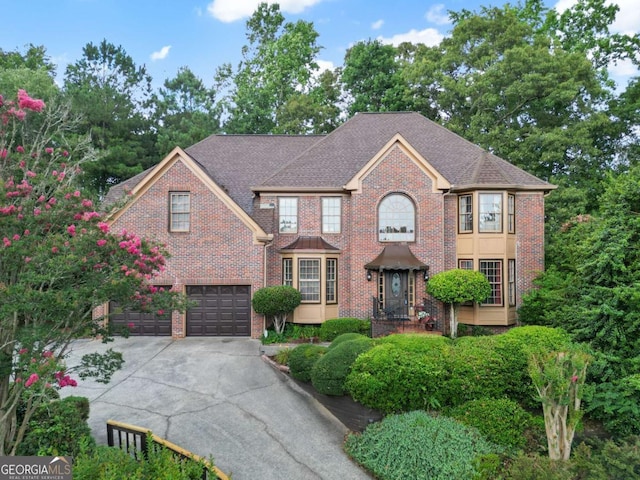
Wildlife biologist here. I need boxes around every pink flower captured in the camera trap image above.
[82,199,93,207]
[12,234,20,241]
[571,375,579,383]
[96,239,107,247]
[18,348,28,355]
[51,246,59,253]
[67,225,76,236]
[3,237,11,247]
[73,190,81,197]
[45,147,54,154]
[157,309,165,315]
[128,322,135,329]
[62,150,69,157]
[33,208,41,216]
[16,145,24,153]
[0,149,7,159]
[42,350,53,358]
[25,373,39,388]
[26,170,36,177]
[48,197,56,205]
[98,222,110,234]
[25,257,32,263]
[17,89,45,112]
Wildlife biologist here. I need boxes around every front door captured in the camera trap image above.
[384,270,408,316]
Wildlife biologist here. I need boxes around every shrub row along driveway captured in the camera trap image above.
[63,337,372,480]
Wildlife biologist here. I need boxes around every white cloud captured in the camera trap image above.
[371,19,384,30]
[377,28,444,47]
[316,59,335,73]
[151,46,171,61]
[425,4,451,25]
[208,0,323,23]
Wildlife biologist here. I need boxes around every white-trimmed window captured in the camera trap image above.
[169,192,190,232]
[480,260,502,305]
[508,259,516,306]
[458,259,473,270]
[378,194,415,242]
[479,193,503,233]
[282,258,293,286]
[279,198,298,233]
[299,259,320,303]
[459,195,473,233]
[322,197,341,233]
[508,194,516,234]
[326,258,337,303]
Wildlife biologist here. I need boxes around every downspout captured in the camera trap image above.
[262,239,273,336]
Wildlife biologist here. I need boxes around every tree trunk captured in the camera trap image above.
[449,303,458,339]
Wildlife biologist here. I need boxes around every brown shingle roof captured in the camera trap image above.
[280,236,340,251]
[102,112,554,214]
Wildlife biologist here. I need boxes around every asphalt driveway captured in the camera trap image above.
[62,337,372,480]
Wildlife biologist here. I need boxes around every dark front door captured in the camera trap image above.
[384,270,408,317]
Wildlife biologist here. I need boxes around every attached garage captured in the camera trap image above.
[108,301,172,336]
[186,285,251,336]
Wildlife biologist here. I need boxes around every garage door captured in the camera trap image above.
[186,285,251,336]
[108,301,172,336]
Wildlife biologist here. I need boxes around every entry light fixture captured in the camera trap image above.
[366,271,372,282]
[423,267,430,282]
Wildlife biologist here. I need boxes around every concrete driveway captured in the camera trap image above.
[62,337,372,480]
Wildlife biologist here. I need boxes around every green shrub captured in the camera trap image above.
[445,398,536,451]
[344,411,499,480]
[586,374,640,437]
[377,333,451,352]
[17,396,95,457]
[288,344,328,382]
[318,318,370,342]
[445,337,511,406]
[73,436,214,480]
[273,347,292,365]
[346,342,451,413]
[491,326,573,408]
[311,338,374,395]
[502,453,574,480]
[328,332,369,349]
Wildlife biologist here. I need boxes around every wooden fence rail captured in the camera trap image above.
[106,419,229,480]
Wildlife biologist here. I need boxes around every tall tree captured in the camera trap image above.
[154,66,220,156]
[216,3,325,134]
[0,45,59,106]
[63,40,157,195]
[341,39,413,116]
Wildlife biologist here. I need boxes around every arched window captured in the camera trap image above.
[378,194,415,242]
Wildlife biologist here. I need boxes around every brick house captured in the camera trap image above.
[104,112,555,338]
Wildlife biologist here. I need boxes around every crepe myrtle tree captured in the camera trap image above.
[0,89,188,455]
[426,269,491,339]
[252,285,302,335]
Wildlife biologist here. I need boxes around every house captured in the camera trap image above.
[103,112,555,338]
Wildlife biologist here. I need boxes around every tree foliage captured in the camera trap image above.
[251,285,301,334]
[0,89,185,455]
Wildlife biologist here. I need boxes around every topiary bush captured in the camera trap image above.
[377,333,451,353]
[287,344,328,382]
[17,395,95,457]
[445,397,538,451]
[311,337,374,395]
[328,332,369,350]
[344,410,499,480]
[318,318,370,342]
[346,340,451,413]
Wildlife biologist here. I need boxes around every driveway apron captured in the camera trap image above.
[62,337,372,480]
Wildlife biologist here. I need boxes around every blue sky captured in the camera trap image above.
[1,0,638,91]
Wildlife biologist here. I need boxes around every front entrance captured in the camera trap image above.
[384,270,408,316]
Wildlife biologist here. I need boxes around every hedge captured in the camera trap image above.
[311,337,374,395]
[318,318,370,342]
[287,344,328,382]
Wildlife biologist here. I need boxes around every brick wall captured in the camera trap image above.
[515,192,546,308]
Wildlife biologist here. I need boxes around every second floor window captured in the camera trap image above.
[169,192,190,232]
[279,198,298,233]
[378,194,415,242]
[479,193,503,233]
[322,197,341,233]
[508,194,515,233]
[459,195,473,233]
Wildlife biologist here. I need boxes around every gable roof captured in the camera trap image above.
[104,112,554,217]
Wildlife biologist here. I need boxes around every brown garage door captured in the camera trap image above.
[108,301,172,336]
[186,285,251,336]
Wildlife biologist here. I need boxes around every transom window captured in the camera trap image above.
[459,195,473,233]
[169,192,190,232]
[299,259,320,303]
[458,259,474,270]
[479,193,503,233]
[279,198,298,233]
[322,197,341,233]
[480,260,502,305]
[378,194,415,242]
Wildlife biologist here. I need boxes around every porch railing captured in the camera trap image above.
[371,296,440,337]
[106,419,229,480]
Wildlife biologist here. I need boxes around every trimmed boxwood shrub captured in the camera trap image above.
[318,318,370,342]
[445,336,511,406]
[445,397,537,451]
[344,410,499,480]
[17,395,95,456]
[377,333,451,353]
[287,344,328,382]
[327,332,369,350]
[311,337,374,395]
[346,341,451,413]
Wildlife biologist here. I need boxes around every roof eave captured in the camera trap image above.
[448,183,557,193]
[251,186,347,194]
